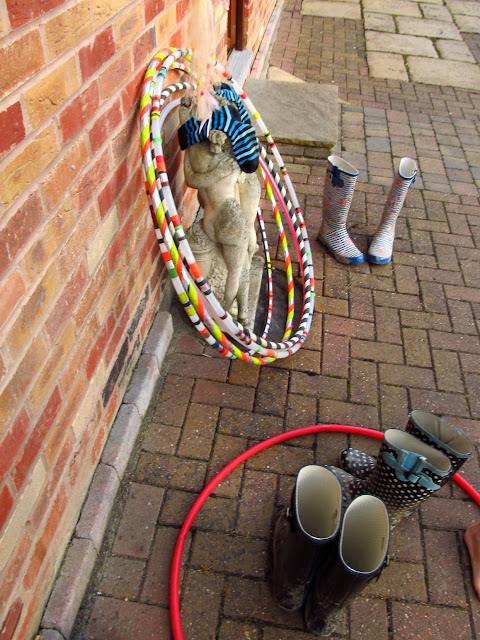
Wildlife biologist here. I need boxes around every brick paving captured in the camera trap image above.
[69,1,480,638]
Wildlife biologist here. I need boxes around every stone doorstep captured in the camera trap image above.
[244,78,338,151]
[301,0,362,19]
[38,311,175,640]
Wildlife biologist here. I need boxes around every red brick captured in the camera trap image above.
[99,50,132,100]
[106,307,130,365]
[0,102,25,159]
[11,386,62,490]
[73,261,108,330]
[175,0,189,23]
[0,409,29,482]
[58,203,98,278]
[117,166,143,220]
[145,0,166,24]
[0,30,44,100]
[0,336,48,428]
[6,0,63,28]
[0,598,22,640]
[58,82,100,144]
[0,191,45,274]
[0,270,26,331]
[79,27,115,82]
[122,67,144,115]
[6,264,60,359]
[107,215,134,271]
[45,260,88,340]
[72,148,109,211]
[98,159,128,218]
[46,377,85,463]
[89,98,122,154]
[133,26,156,68]
[86,313,115,380]
[23,485,67,590]
[42,136,90,211]
[111,110,138,166]
[0,484,14,533]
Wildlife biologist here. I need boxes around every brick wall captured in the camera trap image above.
[0,0,275,637]
[243,0,278,53]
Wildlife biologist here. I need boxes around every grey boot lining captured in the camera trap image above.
[296,466,342,541]
[328,155,358,177]
[410,409,472,456]
[340,495,389,574]
[385,429,451,473]
[398,157,417,180]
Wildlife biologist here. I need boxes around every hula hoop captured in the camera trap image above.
[140,48,315,364]
[169,424,480,640]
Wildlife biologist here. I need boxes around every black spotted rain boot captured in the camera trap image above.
[327,428,452,526]
[340,410,472,484]
[272,465,342,611]
[304,494,390,635]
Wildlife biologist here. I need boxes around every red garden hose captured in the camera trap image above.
[169,424,480,639]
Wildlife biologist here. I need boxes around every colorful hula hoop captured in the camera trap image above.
[140,47,315,364]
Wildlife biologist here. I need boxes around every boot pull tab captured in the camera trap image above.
[329,165,344,188]
[382,450,441,491]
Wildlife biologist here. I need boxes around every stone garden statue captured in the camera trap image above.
[178,88,261,326]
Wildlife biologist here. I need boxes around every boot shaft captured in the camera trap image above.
[340,410,472,482]
[272,466,342,611]
[364,429,451,523]
[305,495,390,634]
[367,157,417,264]
[318,155,364,264]
[406,409,472,475]
[321,155,358,227]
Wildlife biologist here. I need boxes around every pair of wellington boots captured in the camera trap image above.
[272,466,390,635]
[318,155,417,265]
[330,409,473,526]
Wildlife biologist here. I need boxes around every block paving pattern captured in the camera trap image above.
[70,1,480,638]
[302,0,480,89]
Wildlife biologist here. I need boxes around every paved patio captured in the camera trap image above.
[39,0,480,638]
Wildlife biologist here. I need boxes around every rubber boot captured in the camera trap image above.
[317,155,364,264]
[327,429,451,526]
[367,157,417,264]
[340,410,472,483]
[272,466,342,611]
[304,495,390,635]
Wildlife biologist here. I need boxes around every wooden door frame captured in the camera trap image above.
[227,0,245,51]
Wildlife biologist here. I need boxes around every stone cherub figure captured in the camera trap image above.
[178,85,261,326]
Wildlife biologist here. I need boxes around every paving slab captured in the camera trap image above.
[301,0,361,19]
[407,56,480,90]
[454,14,480,32]
[397,16,463,39]
[436,38,476,62]
[367,51,409,82]
[362,0,422,17]
[446,0,480,17]
[243,78,338,149]
[364,11,396,32]
[420,3,454,21]
[366,31,439,57]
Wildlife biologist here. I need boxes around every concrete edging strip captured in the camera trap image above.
[38,311,174,639]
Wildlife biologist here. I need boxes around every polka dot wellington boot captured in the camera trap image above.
[367,157,417,264]
[317,155,364,264]
[304,495,390,635]
[272,466,342,611]
[339,410,472,485]
[326,429,452,526]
